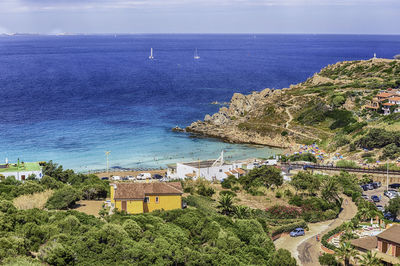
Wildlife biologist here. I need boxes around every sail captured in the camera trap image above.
[194,48,200,59]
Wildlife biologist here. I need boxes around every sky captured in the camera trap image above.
[0,0,399,34]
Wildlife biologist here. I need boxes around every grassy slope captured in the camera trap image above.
[238,58,400,160]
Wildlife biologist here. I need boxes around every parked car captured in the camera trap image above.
[136,173,151,180]
[389,183,400,189]
[371,182,381,189]
[361,185,368,191]
[376,205,384,212]
[112,176,121,181]
[366,184,374,190]
[101,177,109,180]
[153,174,163,179]
[290,228,305,237]
[126,175,135,181]
[361,194,368,200]
[371,195,380,202]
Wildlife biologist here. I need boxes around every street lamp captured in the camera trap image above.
[105,151,111,176]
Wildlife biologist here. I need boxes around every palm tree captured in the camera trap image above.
[335,242,358,266]
[358,251,382,266]
[233,205,250,219]
[217,194,234,215]
[321,177,341,205]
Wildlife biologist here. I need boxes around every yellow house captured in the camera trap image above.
[110,182,183,214]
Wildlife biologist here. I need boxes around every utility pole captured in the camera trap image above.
[387,161,389,191]
[105,151,111,177]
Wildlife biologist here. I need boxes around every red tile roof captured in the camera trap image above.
[236,168,246,175]
[113,182,183,199]
[351,236,377,251]
[390,97,400,102]
[377,92,394,98]
[383,102,395,106]
[377,224,400,244]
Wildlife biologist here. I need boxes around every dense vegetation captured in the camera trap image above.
[0,163,301,265]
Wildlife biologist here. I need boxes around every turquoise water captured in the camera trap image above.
[1,34,399,171]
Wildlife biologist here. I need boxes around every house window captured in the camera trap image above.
[156,197,159,203]
[219,169,222,172]
[144,197,149,203]
[21,175,25,180]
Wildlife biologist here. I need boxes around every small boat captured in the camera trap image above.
[194,48,200,60]
[149,48,154,59]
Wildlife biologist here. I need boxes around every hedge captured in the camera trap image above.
[321,224,345,251]
[271,220,308,237]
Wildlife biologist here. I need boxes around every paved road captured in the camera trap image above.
[274,195,357,266]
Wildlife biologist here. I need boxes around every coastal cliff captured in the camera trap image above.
[184,58,400,160]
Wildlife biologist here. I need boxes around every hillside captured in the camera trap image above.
[185,58,400,163]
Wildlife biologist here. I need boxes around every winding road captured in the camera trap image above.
[274,196,357,265]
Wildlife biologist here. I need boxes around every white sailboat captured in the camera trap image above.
[149,48,154,59]
[194,48,200,60]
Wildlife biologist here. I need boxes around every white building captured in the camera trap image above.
[167,151,246,181]
[0,161,44,181]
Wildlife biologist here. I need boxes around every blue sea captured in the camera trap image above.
[0,34,399,171]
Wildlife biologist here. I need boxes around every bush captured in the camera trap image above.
[271,220,308,237]
[196,184,215,197]
[336,160,359,168]
[319,253,339,266]
[381,143,400,160]
[220,190,237,197]
[275,191,282,198]
[46,187,81,210]
[221,175,238,189]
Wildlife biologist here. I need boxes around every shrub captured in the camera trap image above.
[275,191,282,198]
[265,205,303,219]
[271,220,308,237]
[46,186,81,210]
[196,184,215,197]
[221,175,238,189]
[319,253,339,266]
[336,160,359,168]
[284,189,293,198]
[220,190,237,197]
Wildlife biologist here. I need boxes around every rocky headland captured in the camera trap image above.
[180,58,400,161]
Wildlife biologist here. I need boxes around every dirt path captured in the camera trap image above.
[274,196,357,265]
[285,106,293,129]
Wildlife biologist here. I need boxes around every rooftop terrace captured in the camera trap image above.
[0,162,42,173]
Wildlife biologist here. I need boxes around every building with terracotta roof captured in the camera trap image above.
[110,182,183,214]
[377,92,395,101]
[351,225,400,265]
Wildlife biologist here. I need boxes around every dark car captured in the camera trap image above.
[371,195,380,202]
[366,184,374,190]
[389,183,400,189]
[375,205,384,212]
[101,177,109,180]
[361,185,368,191]
[153,174,163,179]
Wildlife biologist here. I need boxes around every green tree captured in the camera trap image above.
[321,177,341,205]
[217,194,234,215]
[358,251,382,266]
[240,166,283,190]
[386,197,400,217]
[319,253,339,266]
[290,171,320,195]
[123,220,142,241]
[46,186,81,210]
[267,249,297,266]
[335,242,358,266]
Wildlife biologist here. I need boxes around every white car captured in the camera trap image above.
[136,173,151,180]
[126,175,135,181]
[112,176,121,181]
